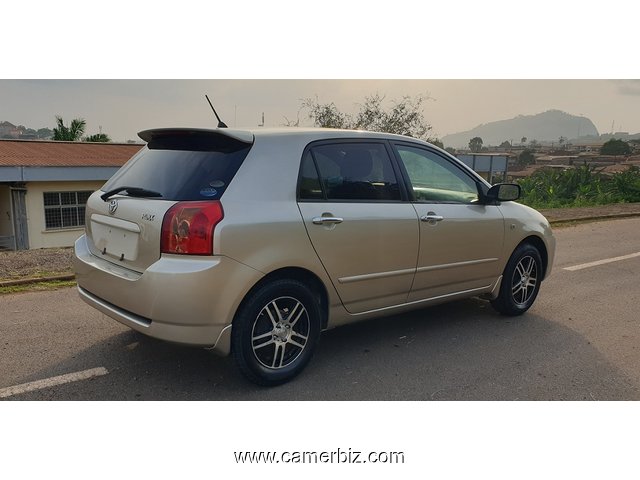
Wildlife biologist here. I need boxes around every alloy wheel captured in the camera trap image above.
[511,255,538,307]
[251,296,310,369]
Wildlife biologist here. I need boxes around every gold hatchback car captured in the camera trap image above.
[74,127,555,385]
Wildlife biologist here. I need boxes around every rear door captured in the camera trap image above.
[84,130,253,272]
[297,141,420,314]
[391,143,505,302]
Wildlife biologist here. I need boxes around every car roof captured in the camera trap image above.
[138,126,432,146]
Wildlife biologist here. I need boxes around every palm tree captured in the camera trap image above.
[85,133,111,143]
[52,116,86,141]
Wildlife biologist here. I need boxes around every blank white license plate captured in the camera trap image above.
[91,219,140,261]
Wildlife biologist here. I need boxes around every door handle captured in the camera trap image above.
[312,216,344,225]
[420,213,444,223]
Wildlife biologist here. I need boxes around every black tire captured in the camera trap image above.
[231,278,321,386]
[491,243,543,316]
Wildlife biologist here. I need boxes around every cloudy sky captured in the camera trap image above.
[2,80,639,143]
[2,3,638,144]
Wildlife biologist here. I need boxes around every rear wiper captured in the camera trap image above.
[101,186,163,201]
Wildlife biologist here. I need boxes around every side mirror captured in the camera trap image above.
[486,183,521,202]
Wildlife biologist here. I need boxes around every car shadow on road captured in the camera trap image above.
[10,298,640,400]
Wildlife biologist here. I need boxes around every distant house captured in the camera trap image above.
[0,139,143,250]
[0,121,20,139]
[456,153,510,183]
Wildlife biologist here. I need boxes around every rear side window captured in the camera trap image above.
[301,143,401,201]
[103,134,251,201]
[298,151,324,200]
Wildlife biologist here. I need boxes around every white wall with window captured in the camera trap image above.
[25,181,103,249]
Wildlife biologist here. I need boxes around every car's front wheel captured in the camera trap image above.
[231,279,321,386]
[491,243,543,316]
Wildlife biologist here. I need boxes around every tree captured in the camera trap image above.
[430,138,444,148]
[558,136,567,147]
[300,93,435,141]
[469,136,483,153]
[517,149,535,167]
[521,136,527,145]
[37,128,53,139]
[499,140,512,149]
[84,133,111,143]
[301,99,349,129]
[600,138,631,156]
[53,116,86,141]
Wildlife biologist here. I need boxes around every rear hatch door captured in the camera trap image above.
[84,128,253,273]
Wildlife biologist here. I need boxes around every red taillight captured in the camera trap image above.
[160,201,224,255]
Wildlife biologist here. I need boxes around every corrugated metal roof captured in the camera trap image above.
[0,139,144,167]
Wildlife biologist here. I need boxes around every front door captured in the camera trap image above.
[391,144,505,302]
[11,188,29,250]
[297,142,419,314]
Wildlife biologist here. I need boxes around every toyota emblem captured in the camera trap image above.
[108,199,118,215]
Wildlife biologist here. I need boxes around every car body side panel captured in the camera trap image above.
[497,202,556,279]
[298,202,419,313]
[213,134,348,324]
[408,203,505,302]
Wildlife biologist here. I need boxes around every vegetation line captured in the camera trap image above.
[518,165,640,209]
[0,274,75,287]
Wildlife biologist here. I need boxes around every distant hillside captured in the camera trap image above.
[0,121,53,140]
[442,110,599,148]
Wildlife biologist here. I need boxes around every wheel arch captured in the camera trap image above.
[234,266,330,330]
[518,235,549,279]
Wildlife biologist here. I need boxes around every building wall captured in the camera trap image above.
[24,180,104,249]
[0,185,14,238]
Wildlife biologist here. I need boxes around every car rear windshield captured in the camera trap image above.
[102,134,252,201]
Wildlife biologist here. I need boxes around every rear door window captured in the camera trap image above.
[103,134,251,201]
[302,143,401,201]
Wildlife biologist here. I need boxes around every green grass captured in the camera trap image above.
[0,280,76,295]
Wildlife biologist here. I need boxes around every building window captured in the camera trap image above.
[43,191,92,230]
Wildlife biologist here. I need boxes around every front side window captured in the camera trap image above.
[395,145,479,203]
[43,191,92,230]
[304,143,401,201]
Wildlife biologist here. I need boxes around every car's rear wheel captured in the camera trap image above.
[491,243,543,316]
[231,279,321,386]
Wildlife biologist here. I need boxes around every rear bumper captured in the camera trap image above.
[74,234,263,353]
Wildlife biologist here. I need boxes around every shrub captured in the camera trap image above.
[518,165,640,209]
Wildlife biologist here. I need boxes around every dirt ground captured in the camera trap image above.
[539,202,640,222]
[1,203,639,282]
[0,247,74,281]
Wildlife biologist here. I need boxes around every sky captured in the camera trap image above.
[1,80,639,143]
[2,3,638,145]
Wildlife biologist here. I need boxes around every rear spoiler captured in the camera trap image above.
[138,128,254,145]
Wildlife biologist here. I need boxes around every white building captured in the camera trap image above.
[0,139,143,250]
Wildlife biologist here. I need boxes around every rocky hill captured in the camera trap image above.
[442,110,599,148]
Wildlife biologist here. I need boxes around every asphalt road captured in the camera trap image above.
[1,217,639,400]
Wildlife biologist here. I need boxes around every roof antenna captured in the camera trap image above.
[205,95,228,128]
